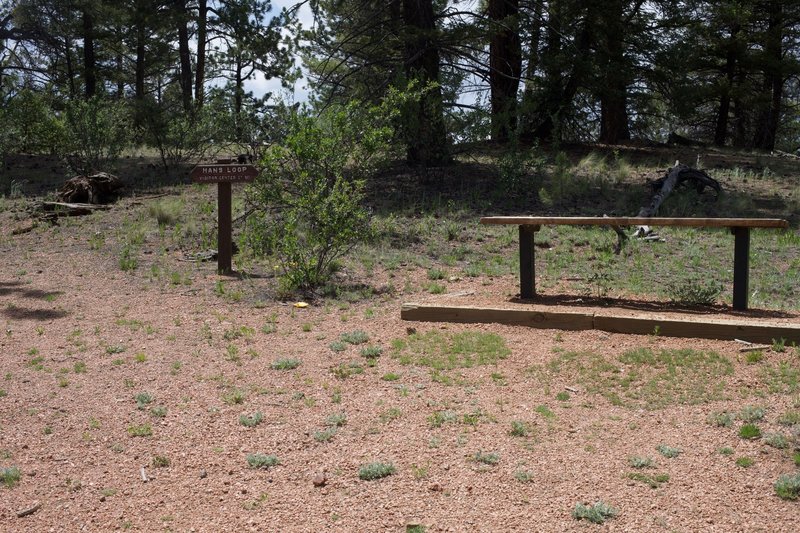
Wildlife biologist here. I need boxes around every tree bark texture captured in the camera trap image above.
[597,0,630,144]
[176,0,193,112]
[753,1,783,151]
[82,9,96,99]
[195,0,208,108]
[402,0,449,165]
[714,24,740,147]
[489,0,521,143]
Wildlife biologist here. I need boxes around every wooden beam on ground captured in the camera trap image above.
[593,314,800,343]
[401,304,594,330]
[401,303,800,343]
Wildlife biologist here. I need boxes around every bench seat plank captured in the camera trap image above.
[480,216,789,229]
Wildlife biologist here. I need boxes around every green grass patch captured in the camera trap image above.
[472,451,500,465]
[239,412,263,428]
[127,424,152,437]
[392,331,510,370]
[627,471,669,488]
[656,444,681,458]
[739,424,762,440]
[529,347,733,409]
[735,457,754,468]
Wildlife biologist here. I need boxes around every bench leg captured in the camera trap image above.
[519,225,535,299]
[732,227,750,311]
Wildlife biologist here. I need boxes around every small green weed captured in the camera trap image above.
[793,452,800,466]
[239,412,263,428]
[656,444,681,458]
[314,428,337,442]
[329,341,347,353]
[510,420,531,437]
[665,277,723,305]
[247,454,280,469]
[556,391,570,401]
[745,351,764,364]
[379,408,402,424]
[358,462,395,480]
[739,424,761,440]
[150,406,167,418]
[428,410,457,428]
[340,330,369,345]
[707,411,735,427]
[777,410,800,426]
[514,469,534,483]
[73,361,87,373]
[772,338,787,353]
[152,455,170,468]
[127,424,152,437]
[629,456,655,469]
[535,404,555,419]
[381,372,400,381]
[473,451,499,465]
[360,345,383,359]
[774,473,800,500]
[325,412,347,428]
[223,389,246,405]
[271,358,301,370]
[135,392,153,409]
[764,433,789,449]
[572,501,617,524]
[719,447,734,455]
[627,471,669,488]
[427,268,445,280]
[739,405,766,422]
[332,362,364,379]
[735,457,754,468]
[1,466,21,488]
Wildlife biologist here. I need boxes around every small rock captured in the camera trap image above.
[312,473,327,487]
[199,470,207,479]
[429,483,442,492]
[406,327,416,335]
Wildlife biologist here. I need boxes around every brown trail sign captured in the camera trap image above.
[190,162,259,274]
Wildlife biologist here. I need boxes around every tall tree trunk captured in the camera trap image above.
[753,1,783,151]
[65,37,76,98]
[235,56,243,140]
[714,24,740,147]
[82,9,96,99]
[598,0,629,144]
[195,0,208,108]
[519,1,543,137]
[528,3,593,142]
[135,24,145,99]
[401,0,449,165]
[176,0,193,112]
[489,0,521,143]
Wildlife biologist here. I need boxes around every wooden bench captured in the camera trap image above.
[480,217,790,311]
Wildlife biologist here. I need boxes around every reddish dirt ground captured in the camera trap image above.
[1,218,799,532]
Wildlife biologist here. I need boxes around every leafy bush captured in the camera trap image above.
[1,466,21,488]
[0,89,67,155]
[244,97,399,292]
[64,97,129,174]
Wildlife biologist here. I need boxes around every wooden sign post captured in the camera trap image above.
[190,161,258,274]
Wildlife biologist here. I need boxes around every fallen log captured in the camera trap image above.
[632,164,721,238]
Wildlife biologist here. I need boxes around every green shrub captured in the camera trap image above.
[239,411,263,427]
[358,461,395,480]
[735,457,754,468]
[665,277,723,305]
[247,454,280,469]
[739,405,766,422]
[148,199,183,227]
[1,466,21,488]
[341,330,369,345]
[271,358,301,370]
[629,456,655,469]
[739,424,761,440]
[63,97,129,174]
[656,444,681,458]
[360,345,383,359]
[774,473,800,500]
[244,98,399,291]
[572,501,617,524]
[473,451,500,465]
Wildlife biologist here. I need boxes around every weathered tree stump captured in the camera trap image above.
[57,172,124,204]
